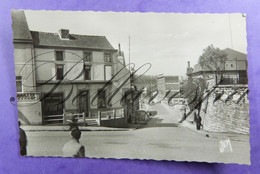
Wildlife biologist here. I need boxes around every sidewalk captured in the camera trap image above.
[21,125,137,132]
[181,120,249,142]
[21,116,152,132]
[160,102,250,142]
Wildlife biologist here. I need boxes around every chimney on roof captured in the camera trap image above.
[117,43,125,65]
[118,43,121,56]
[186,61,193,75]
[59,29,69,39]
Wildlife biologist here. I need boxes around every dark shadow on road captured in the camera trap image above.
[136,117,180,129]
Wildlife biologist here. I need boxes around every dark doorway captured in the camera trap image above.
[42,93,64,116]
[78,90,90,115]
[42,93,64,125]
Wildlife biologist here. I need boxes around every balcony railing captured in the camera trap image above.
[17,92,40,101]
[220,77,248,85]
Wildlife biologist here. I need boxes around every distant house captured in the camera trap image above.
[187,48,248,86]
[157,75,180,100]
[12,10,130,126]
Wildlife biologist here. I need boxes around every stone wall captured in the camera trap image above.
[200,86,249,134]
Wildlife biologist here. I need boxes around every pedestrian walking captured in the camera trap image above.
[63,128,85,158]
[18,121,27,156]
[195,112,203,130]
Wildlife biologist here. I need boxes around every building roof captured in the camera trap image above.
[224,48,247,61]
[193,64,204,73]
[12,10,32,42]
[30,31,116,51]
[12,10,115,50]
[190,48,247,74]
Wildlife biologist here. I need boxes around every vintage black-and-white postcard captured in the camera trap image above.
[12,10,250,164]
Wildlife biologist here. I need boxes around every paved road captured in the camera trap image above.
[25,103,250,164]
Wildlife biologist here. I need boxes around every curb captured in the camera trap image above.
[180,120,249,142]
[181,121,211,137]
[21,126,136,132]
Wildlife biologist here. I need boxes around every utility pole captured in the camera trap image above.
[129,36,131,72]
[228,14,233,49]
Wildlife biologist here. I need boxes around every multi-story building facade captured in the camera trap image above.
[12,10,131,126]
[187,48,248,86]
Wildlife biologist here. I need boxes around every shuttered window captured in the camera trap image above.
[104,53,112,62]
[56,64,64,80]
[56,51,64,61]
[84,65,91,80]
[16,76,22,92]
[83,52,92,62]
[97,89,106,108]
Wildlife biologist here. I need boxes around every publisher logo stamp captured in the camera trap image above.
[219,138,233,153]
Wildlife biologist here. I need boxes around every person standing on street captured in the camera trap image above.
[63,128,85,158]
[18,121,27,156]
[194,111,203,130]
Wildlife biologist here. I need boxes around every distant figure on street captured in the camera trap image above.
[63,128,85,158]
[69,116,79,131]
[18,121,27,156]
[194,112,203,130]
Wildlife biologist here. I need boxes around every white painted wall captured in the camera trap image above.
[34,48,115,82]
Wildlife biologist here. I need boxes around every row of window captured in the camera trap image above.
[55,64,112,80]
[56,51,113,62]
[225,63,234,68]
[16,64,112,93]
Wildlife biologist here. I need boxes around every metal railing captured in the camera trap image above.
[220,77,248,85]
[64,111,86,124]
[17,92,40,100]
[44,108,124,125]
[98,108,125,123]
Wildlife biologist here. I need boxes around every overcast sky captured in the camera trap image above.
[24,10,247,76]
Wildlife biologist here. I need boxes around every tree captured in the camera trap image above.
[199,45,228,84]
[180,76,207,125]
[181,77,207,111]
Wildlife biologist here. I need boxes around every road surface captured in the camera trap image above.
[25,103,250,164]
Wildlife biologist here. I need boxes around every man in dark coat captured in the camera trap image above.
[18,121,27,156]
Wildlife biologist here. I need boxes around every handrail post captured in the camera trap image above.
[63,109,66,124]
[98,111,101,126]
[113,109,116,119]
[83,112,86,124]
